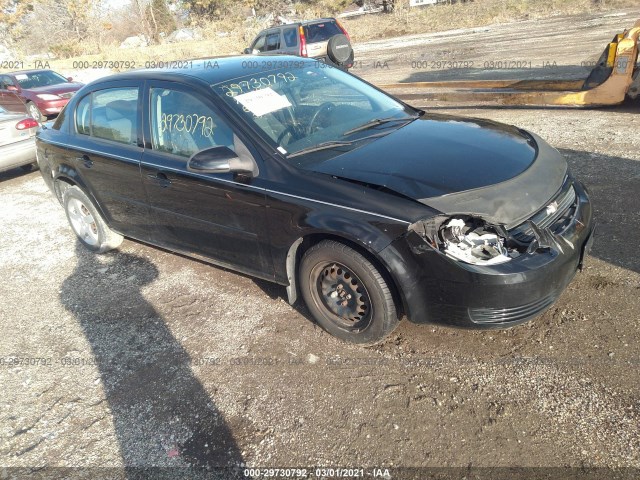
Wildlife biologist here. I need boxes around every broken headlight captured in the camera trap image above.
[409,216,521,266]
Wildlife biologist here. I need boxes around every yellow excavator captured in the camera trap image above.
[381,19,640,107]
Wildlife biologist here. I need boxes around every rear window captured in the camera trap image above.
[303,21,342,43]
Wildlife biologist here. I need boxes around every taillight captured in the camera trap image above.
[336,20,351,42]
[299,25,308,57]
[16,118,39,130]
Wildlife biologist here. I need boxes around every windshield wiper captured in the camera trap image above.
[342,116,416,136]
[287,131,393,159]
[287,140,354,158]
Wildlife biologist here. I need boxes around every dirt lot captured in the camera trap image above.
[1,10,640,479]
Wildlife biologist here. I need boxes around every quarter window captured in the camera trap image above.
[150,88,234,158]
[252,34,266,53]
[75,94,91,135]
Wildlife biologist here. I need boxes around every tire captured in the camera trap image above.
[26,101,43,123]
[62,186,123,253]
[299,240,399,344]
[326,34,353,66]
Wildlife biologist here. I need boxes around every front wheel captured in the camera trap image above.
[26,102,43,123]
[62,186,123,253]
[299,240,399,344]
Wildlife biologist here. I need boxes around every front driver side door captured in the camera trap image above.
[140,81,273,280]
[0,75,27,114]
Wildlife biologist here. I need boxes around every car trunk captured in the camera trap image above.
[0,114,36,146]
[303,21,342,58]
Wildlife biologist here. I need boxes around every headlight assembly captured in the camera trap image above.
[36,94,61,101]
[409,216,521,266]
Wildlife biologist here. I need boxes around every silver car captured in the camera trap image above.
[244,18,354,70]
[0,106,38,173]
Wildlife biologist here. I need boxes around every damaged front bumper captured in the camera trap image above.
[379,180,594,328]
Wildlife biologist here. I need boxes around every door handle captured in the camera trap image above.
[147,171,172,188]
[76,155,93,168]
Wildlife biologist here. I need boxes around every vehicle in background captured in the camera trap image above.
[0,105,38,173]
[0,70,83,122]
[245,18,354,70]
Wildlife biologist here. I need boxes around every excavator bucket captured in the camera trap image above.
[381,19,640,107]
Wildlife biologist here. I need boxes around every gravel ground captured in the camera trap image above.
[1,10,640,479]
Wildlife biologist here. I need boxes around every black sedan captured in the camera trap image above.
[36,56,594,344]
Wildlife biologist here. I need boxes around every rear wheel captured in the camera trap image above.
[62,186,123,253]
[299,240,399,344]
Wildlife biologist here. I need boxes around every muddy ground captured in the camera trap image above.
[1,9,639,479]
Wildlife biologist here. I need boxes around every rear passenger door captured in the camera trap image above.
[70,82,148,239]
[281,26,299,55]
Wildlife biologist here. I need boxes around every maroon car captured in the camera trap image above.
[0,70,83,122]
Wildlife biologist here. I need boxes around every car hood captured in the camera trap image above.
[23,83,83,95]
[306,114,567,228]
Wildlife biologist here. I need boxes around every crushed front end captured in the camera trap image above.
[379,177,594,328]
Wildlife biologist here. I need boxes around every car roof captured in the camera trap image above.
[259,17,337,32]
[300,18,337,25]
[87,55,316,86]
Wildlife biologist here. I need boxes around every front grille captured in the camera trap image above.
[468,294,556,325]
[59,92,76,99]
[510,183,577,244]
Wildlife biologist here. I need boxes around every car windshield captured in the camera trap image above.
[14,71,68,89]
[212,65,417,159]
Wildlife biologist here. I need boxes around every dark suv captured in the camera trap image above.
[244,18,354,70]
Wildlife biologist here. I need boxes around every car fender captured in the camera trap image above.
[278,209,409,305]
[51,164,109,221]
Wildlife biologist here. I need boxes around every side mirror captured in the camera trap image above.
[67,76,73,82]
[187,146,255,176]
[243,48,252,54]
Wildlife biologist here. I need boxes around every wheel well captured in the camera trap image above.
[54,177,76,203]
[289,233,406,317]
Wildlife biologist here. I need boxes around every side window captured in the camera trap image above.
[265,32,281,51]
[0,75,15,89]
[252,34,266,52]
[283,28,297,48]
[90,88,139,145]
[150,88,234,159]
[75,94,91,135]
